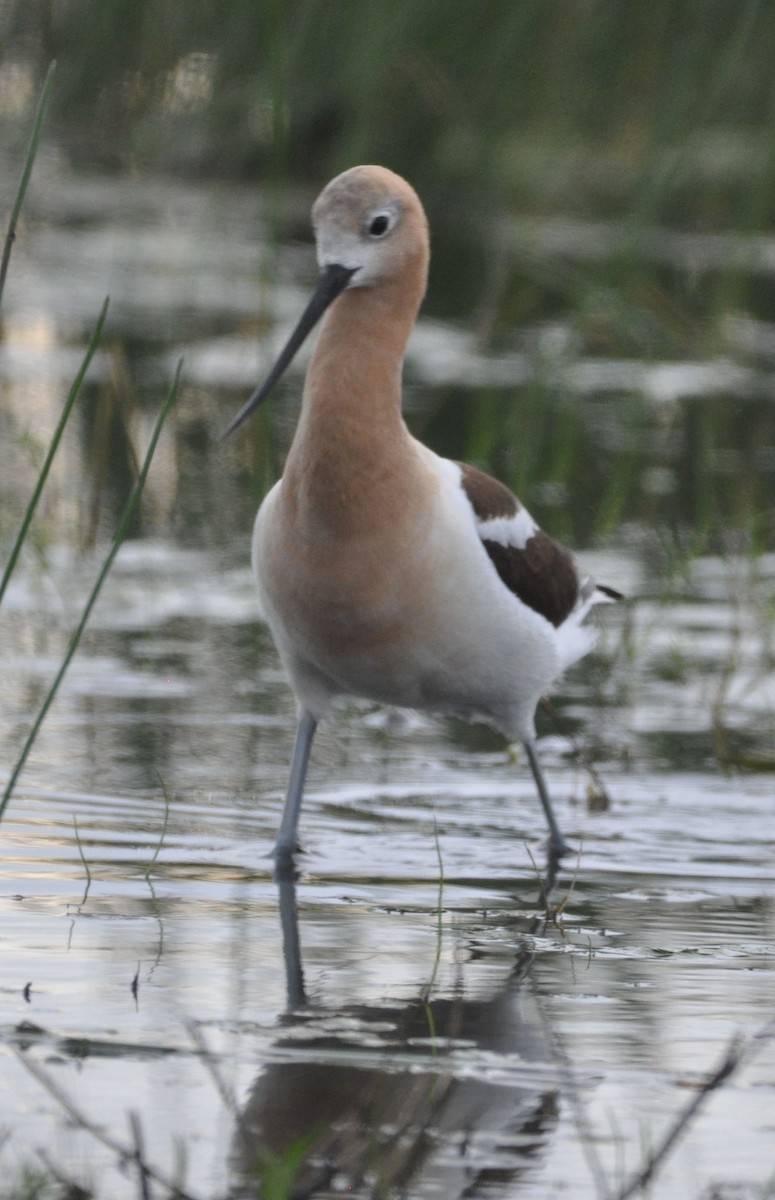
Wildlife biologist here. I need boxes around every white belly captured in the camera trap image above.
[252,457,561,741]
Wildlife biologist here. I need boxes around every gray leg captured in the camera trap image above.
[524,738,570,859]
[276,874,306,1009]
[274,708,317,877]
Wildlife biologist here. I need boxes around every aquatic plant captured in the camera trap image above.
[0,361,180,819]
[0,64,181,819]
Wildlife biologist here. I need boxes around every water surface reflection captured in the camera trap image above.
[233,877,559,1199]
[1,164,774,1198]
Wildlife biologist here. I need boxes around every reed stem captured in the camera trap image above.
[0,60,56,310]
[0,297,110,606]
[0,361,182,821]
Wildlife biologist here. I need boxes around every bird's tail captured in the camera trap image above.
[556,577,622,673]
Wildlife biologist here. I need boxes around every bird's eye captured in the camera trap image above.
[368,212,392,238]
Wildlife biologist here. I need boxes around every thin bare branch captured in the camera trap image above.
[613,1019,775,1200]
[15,1050,204,1200]
[185,1019,240,1119]
[129,1110,152,1200]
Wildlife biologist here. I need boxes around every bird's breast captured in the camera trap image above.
[253,451,441,668]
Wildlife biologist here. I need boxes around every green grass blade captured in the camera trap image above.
[0,360,182,821]
[0,60,57,310]
[145,773,171,879]
[72,813,93,901]
[0,296,110,607]
[421,818,445,1045]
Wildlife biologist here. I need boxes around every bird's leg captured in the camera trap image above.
[274,708,317,879]
[276,873,306,1009]
[523,738,571,860]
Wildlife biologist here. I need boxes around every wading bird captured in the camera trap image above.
[224,165,620,877]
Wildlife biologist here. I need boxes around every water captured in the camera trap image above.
[1,164,774,1199]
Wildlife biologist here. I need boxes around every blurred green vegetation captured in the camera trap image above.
[414,382,775,552]
[2,0,775,552]
[2,0,774,222]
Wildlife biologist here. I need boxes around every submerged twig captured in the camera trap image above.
[37,1149,94,1199]
[0,61,56,309]
[0,362,181,821]
[186,1019,260,1175]
[15,1049,204,1200]
[613,1019,775,1200]
[544,1016,612,1200]
[526,837,582,933]
[540,697,614,810]
[145,774,171,879]
[425,817,445,997]
[185,1019,240,1120]
[420,817,446,1043]
[129,1110,152,1200]
[72,814,94,902]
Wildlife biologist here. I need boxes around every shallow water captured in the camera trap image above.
[1,166,774,1198]
[2,539,773,1200]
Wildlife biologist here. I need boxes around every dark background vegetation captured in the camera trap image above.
[2,0,775,550]
[1,12,774,1194]
[5,0,775,216]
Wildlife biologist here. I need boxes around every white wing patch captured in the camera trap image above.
[450,456,621,633]
[475,509,538,551]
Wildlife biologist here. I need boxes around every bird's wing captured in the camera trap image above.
[455,461,585,628]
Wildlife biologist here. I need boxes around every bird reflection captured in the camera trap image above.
[232,874,561,1198]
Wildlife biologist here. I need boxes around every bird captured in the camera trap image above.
[224,165,620,877]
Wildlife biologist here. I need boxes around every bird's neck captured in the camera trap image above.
[282,265,426,539]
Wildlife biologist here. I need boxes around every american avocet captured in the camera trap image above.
[225,165,620,875]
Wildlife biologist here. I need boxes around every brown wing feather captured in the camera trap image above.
[457,462,581,628]
[482,531,580,627]
[456,461,520,521]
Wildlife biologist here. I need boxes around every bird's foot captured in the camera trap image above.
[272,839,303,882]
[541,836,573,897]
[547,835,575,892]
[548,835,572,861]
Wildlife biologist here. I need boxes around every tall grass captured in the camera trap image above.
[2,4,774,550]
[0,298,109,605]
[0,362,180,820]
[0,61,64,603]
[0,60,182,820]
[0,60,55,306]
[4,1,775,222]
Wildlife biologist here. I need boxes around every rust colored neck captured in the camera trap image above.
[282,251,428,540]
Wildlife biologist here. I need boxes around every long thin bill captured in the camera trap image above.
[221,262,356,439]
